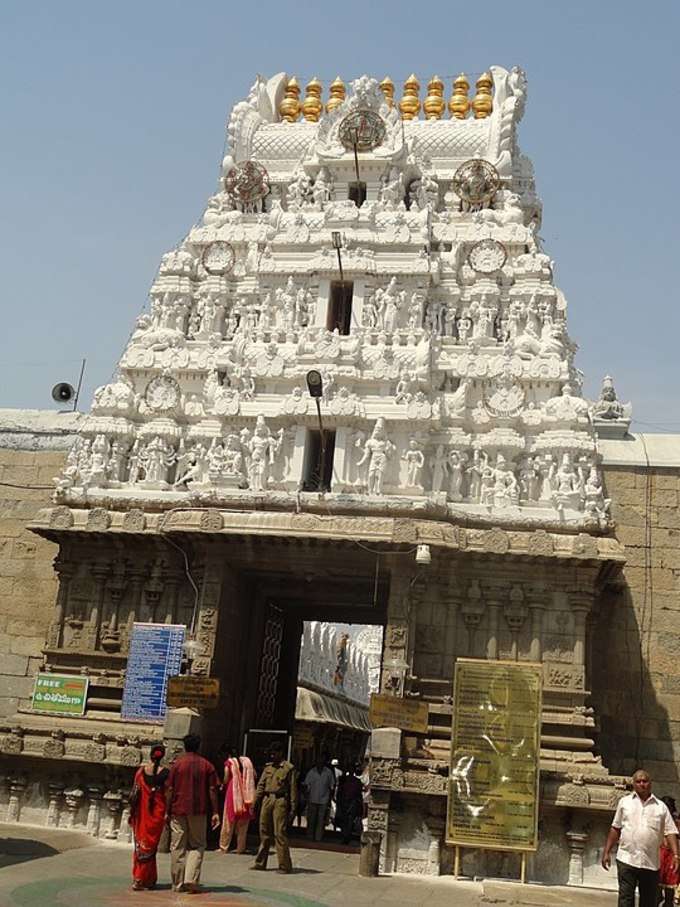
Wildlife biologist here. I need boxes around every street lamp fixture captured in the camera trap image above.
[331,231,345,287]
[305,370,327,492]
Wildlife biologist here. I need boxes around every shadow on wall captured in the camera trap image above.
[590,580,680,800]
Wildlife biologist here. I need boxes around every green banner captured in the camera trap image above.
[32,674,88,716]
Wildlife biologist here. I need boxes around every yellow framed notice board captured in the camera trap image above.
[446,658,542,853]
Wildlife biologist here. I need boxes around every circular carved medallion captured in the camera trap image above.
[468,238,507,273]
[338,110,386,152]
[224,160,270,207]
[144,375,181,413]
[202,241,235,275]
[452,159,500,205]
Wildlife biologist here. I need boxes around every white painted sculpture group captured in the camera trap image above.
[54,72,627,528]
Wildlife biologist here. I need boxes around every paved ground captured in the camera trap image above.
[0,825,617,907]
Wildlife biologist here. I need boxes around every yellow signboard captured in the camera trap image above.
[369,693,429,734]
[446,659,542,852]
[167,676,220,710]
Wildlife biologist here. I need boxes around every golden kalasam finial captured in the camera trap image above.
[380,76,395,108]
[423,75,445,120]
[448,73,470,119]
[302,77,323,122]
[399,74,421,120]
[471,71,493,119]
[279,76,301,122]
[326,76,346,113]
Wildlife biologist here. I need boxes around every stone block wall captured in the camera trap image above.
[0,447,66,718]
[594,464,680,797]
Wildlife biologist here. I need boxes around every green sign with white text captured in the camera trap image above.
[32,674,88,716]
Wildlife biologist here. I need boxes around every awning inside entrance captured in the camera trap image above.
[295,685,371,732]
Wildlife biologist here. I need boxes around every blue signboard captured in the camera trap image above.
[121,623,185,722]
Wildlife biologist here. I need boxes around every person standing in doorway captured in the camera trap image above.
[165,734,220,894]
[336,765,364,845]
[303,754,336,842]
[601,769,679,907]
[219,747,256,854]
[252,741,297,873]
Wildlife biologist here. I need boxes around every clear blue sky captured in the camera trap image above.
[1,1,678,430]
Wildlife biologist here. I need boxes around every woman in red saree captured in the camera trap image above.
[219,748,256,854]
[129,742,169,890]
[659,796,680,907]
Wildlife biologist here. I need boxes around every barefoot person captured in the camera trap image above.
[220,746,256,854]
[602,769,679,907]
[129,742,169,891]
[166,734,221,894]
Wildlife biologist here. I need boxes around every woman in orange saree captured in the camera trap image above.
[129,743,169,890]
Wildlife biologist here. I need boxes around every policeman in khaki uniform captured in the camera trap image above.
[252,741,297,873]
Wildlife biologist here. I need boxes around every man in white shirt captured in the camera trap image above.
[602,769,679,907]
[303,755,336,842]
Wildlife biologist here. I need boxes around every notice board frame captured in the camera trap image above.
[446,658,543,857]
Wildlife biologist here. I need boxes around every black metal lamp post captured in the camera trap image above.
[305,369,327,492]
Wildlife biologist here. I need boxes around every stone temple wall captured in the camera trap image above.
[593,463,680,800]
[0,411,80,719]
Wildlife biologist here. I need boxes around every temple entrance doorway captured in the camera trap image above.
[209,535,388,852]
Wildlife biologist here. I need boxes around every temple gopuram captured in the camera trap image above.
[2,67,677,890]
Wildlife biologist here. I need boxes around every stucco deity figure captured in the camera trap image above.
[362,293,379,328]
[480,464,495,506]
[395,370,414,404]
[519,456,542,502]
[286,166,312,210]
[493,454,519,508]
[457,315,472,344]
[544,383,590,422]
[380,167,405,209]
[379,277,403,332]
[356,418,394,496]
[88,435,109,488]
[584,466,610,520]
[591,375,629,421]
[247,415,277,491]
[448,450,466,501]
[408,292,424,331]
[108,439,129,483]
[207,440,227,481]
[402,438,424,488]
[143,436,175,486]
[224,433,244,478]
[174,451,202,488]
[550,452,584,510]
[466,450,486,503]
[431,445,448,494]
[448,379,469,418]
[312,167,333,208]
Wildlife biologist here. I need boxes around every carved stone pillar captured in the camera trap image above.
[504,586,528,661]
[47,559,74,649]
[85,564,109,649]
[566,829,589,886]
[128,568,146,624]
[7,776,27,823]
[119,792,132,843]
[164,574,180,624]
[103,790,123,839]
[528,586,547,663]
[86,785,103,837]
[64,787,85,828]
[46,782,64,827]
[461,580,484,657]
[192,556,225,676]
[570,592,594,668]
[381,560,415,695]
[483,583,504,660]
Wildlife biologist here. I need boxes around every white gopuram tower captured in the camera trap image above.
[24,70,626,885]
